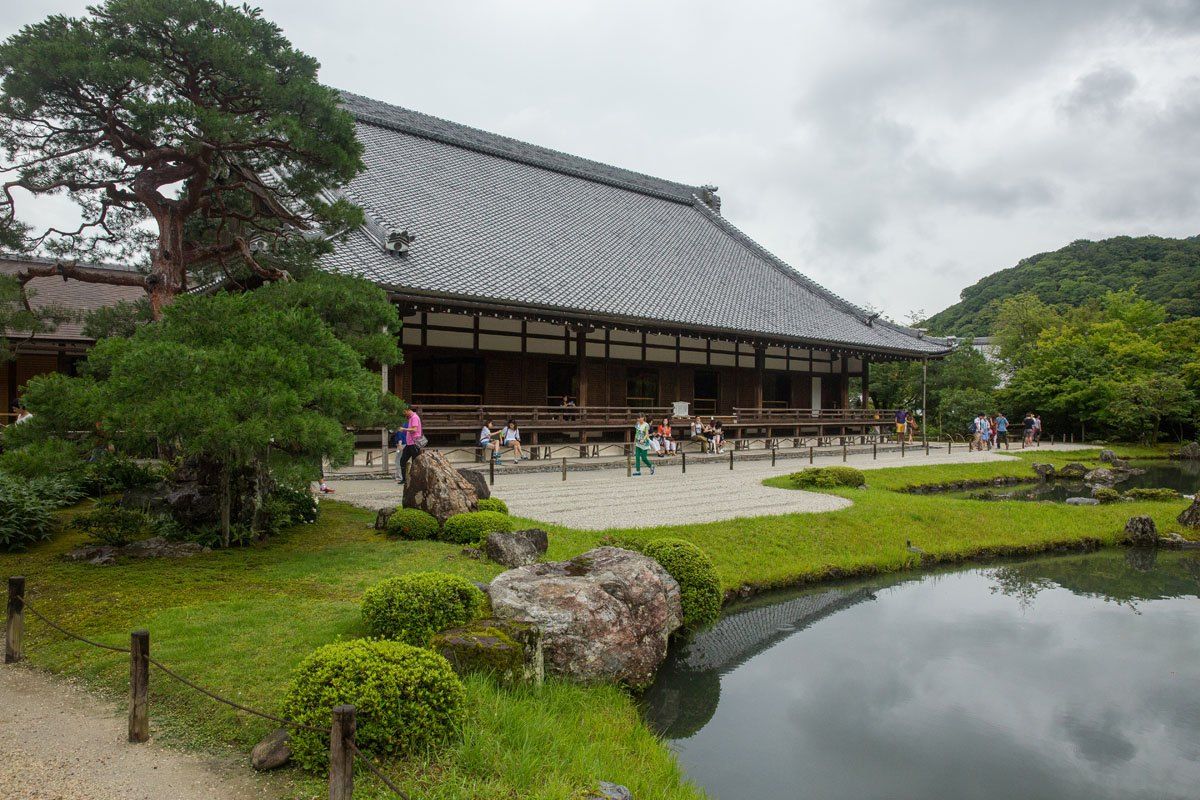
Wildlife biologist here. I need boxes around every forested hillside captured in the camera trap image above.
[926,235,1200,336]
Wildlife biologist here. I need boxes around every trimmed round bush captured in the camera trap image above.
[282,639,466,771]
[788,466,866,489]
[1092,487,1120,504]
[386,508,439,540]
[361,572,486,646]
[475,497,509,515]
[440,510,513,544]
[642,538,722,628]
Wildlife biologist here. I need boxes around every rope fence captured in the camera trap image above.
[5,578,409,799]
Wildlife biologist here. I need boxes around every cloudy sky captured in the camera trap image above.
[4,1,1200,320]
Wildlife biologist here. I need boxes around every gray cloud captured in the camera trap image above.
[3,0,1199,319]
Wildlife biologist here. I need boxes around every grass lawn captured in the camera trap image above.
[1,445,1194,799]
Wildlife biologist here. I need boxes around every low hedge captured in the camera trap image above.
[361,572,486,646]
[642,538,722,628]
[475,497,509,515]
[1123,487,1182,501]
[788,466,866,489]
[386,508,440,540]
[441,510,513,544]
[73,504,156,546]
[1092,487,1120,504]
[282,639,466,771]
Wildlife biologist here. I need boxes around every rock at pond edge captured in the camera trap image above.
[431,618,544,686]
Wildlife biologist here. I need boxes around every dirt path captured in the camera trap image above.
[0,666,283,800]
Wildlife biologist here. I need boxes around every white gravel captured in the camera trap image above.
[0,666,282,800]
[327,444,1090,530]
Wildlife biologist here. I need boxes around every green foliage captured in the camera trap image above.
[0,473,58,550]
[81,299,154,340]
[73,504,156,546]
[282,639,466,772]
[1122,488,1182,501]
[386,508,440,541]
[90,455,161,493]
[0,0,364,290]
[361,572,486,646]
[0,274,74,361]
[441,511,514,544]
[1092,487,1120,504]
[926,235,1200,336]
[269,484,319,525]
[641,538,721,628]
[788,466,866,489]
[475,497,509,515]
[0,438,88,484]
[938,388,999,435]
[868,343,998,429]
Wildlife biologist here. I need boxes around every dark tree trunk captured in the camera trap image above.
[219,463,232,548]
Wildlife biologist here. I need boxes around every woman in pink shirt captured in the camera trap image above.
[397,408,425,484]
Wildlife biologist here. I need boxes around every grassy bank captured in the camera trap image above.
[1,447,1194,798]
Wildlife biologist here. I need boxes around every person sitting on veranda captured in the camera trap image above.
[503,420,527,463]
[690,417,711,452]
[479,419,503,462]
[658,417,676,456]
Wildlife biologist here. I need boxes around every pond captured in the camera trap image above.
[949,459,1200,502]
[643,551,1200,800]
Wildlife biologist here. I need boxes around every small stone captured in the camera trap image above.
[1122,515,1158,547]
[1099,449,1116,463]
[1178,497,1200,529]
[373,507,396,531]
[1084,468,1118,485]
[485,529,549,568]
[1066,497,1100,506]
[431,618,544,686]
[582,782,634,800]
[460,546,484,560]
[1057,463,1088,479]
[251,728,291,771]
[1110,458,1130,471]
[1032,463,1056,481]
[457,468,491,500]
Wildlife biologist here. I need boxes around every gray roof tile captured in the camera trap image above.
[324,93,947,357]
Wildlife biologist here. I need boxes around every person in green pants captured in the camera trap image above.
[633,414,655,476]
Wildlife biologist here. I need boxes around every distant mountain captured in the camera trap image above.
[925,235,1200,336]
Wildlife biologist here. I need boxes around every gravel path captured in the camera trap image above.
[328,444,1090,530]
[0,666,281,800]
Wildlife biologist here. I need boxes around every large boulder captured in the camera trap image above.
[488,547,683,685]
[403,450,478,523]
[457,468,491,500]
[1066,496,1100,506]
[1084,467,1120,485]
[1180,441,1200,460]
[1122,515,1159,547]
[485,529,549,568]
[1178,496,1200,529]
[1057,462,1088,479]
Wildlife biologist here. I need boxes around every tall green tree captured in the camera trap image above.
[0,0,363,316]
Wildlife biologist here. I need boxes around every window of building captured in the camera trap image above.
[411,356,484,404]
[763,373,791,408]
[546,362,577,405]
[693,369,718,414]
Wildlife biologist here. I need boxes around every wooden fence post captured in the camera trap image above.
[626,455,632,477]
[681,452,687,474]
[842,441,847,462]
[489,458,495,486]
[873,441,877,460]
[129,630,149,743]
[561,457,567,481]
[771,446,777,467]
[728,449,734,470]
[948,440,952,454]
[329,704,355,800]
[901,439,906,458]
[5,576,24,664]
[809,445,814,465]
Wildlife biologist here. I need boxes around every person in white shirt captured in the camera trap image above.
[503,420,526,463]
[479,419,502,461]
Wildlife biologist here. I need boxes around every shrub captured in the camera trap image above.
[1092,487,1120,504]
[73,504,155,546]
[0,439,88,485]
[597,533,648,552]
[90,456,161,493]
[0,474,58,551]
[788,466,866,489]
[361,572,486,646]
[24,475,86,508]
[282,639,466,771]
[475,497,509,515]
[1123,487,1182,501]
[440,510,513,544]
[270,484,320,525]
[642,538,722,628]
[386,508,439,540]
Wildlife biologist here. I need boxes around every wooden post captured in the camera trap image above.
[728,448,734,470]
[5,576,24,664]
[901,438,906,458]
[771,447,777,467]
[626,455,632,477]
[925,439,930,456]
[873,441,877,460]
[561,457,567,481]
[809,445,814,465]
[681,452,687,474]
[329,704,355,800]
[948,440,952,454]
[129,630,149,743]
[489,457,495,486]
[842,441,847,462]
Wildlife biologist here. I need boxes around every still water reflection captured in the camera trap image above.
[643,551,1200,800]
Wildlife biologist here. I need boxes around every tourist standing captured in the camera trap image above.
[980,415,992,450]
[895,408,907,442]
[905,411,918,444]
[633,414,655,476]
[995,412,1009,450]
[396,407,425,484]
[1033,414,1043,443]
[1022,412,1035,446]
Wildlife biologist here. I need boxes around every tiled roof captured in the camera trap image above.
[0,256,144,341]
[325,93,947,357]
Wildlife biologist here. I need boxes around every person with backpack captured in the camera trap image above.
[1023,412,1035,445]
[995,412,1009,449]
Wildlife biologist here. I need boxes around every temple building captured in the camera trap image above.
[323,93,948,445]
